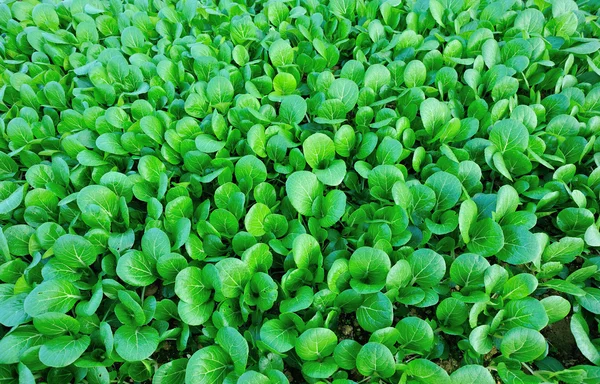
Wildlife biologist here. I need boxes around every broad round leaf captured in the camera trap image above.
[39,335,90,367]
[53,234,98,267]
[357,292,393,333]
[24,280,80,317]
[407,249,446,287]
[356,342,395,378]
[303,133,336,170]
[117,250,157,287]
[114,325,159,362]
[186,345,232,384]
[349,247,391,293]
[295,328,337,361]
[450,365,495,384]
[175,267,211,304]
[396,317,434,352]
[467,219,504,257]
[285,171,322,216]
[500,327,546,362]
[260,319,297,353]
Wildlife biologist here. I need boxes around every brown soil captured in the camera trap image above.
[153,341,183,364]
[435,335,464,374]
[144,283,159,297]
[337,312,369,344]
[437,355,461,373]
[543,317,588,368]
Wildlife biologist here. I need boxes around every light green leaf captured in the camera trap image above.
[114,325,159,362]
[39,335,90,367]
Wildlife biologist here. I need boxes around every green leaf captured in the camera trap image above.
[114,325,159,362]
[77,185,119,217]
[357,292,393,333]
[0,292,28,327]
[269,39,294,67]
[502,273,538,300]
[295,328,337,361]
[584,225,600,247]
[53,234,98,267]
[292,234,321,269]
[32,3,60,31]
[260,319,297,353]
[186,345,232,384]
[408,249,446,287]
[489,119,529,153]
[349,247,391,294]
[235,155,268,188]
[153,359,187,384]
[328,78,359,112]
[24,280,80,317]
[576,287,600,314]
[368,165,404,200]
[459,199,478,243]
[303,133,336,170]
[557,208,595,235]
[117,250,157,287]
[18,362,34,384]
[503,297,548,331]
[178,300,213,326]
[420,98,451,136]
[0,184,24,215]
[175,267,211,305]
[319,190,346,227]
[424,171,462,211]
[450,365,495,384]
[543,237,585,263]
[0,327,46,364]
[39,335,90,367]
[500,327,546,362]
[140,116,164,144]
[571,313,600,365]
[356,342,395,378]
[279,95,307,125]
[244,203,271,237]
[216,327,249,374]
[195,134,226,153]
[138,155,166,184]
[237,371,272,383]
[396,317,434,352]
[467,219,504,257]
[564,41,600,54]
[214,258,250,298]
[96,133,128,155]
[207,76,234,110]
[436,297,468,327]
[469,325,493,355]
[406,359,450,384]
[334,339,361,369]
[450,253,489,288]
[286,171,322,216]
[364,64,391,91]
[33,312,80,335]
[301,357,339,379]
[541,296,570,324]
[496,225,539,265]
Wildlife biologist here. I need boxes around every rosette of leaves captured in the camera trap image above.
[1,0,600,383]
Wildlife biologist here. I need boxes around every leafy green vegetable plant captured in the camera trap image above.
[1,0,600,383]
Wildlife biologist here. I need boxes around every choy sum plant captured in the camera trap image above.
[1,0,600,383]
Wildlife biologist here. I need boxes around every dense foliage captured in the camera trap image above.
[1,0,600,383]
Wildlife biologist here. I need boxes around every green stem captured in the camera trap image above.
[102,302,116,322]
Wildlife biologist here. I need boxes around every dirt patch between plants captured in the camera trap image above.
[543,317,588,368]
